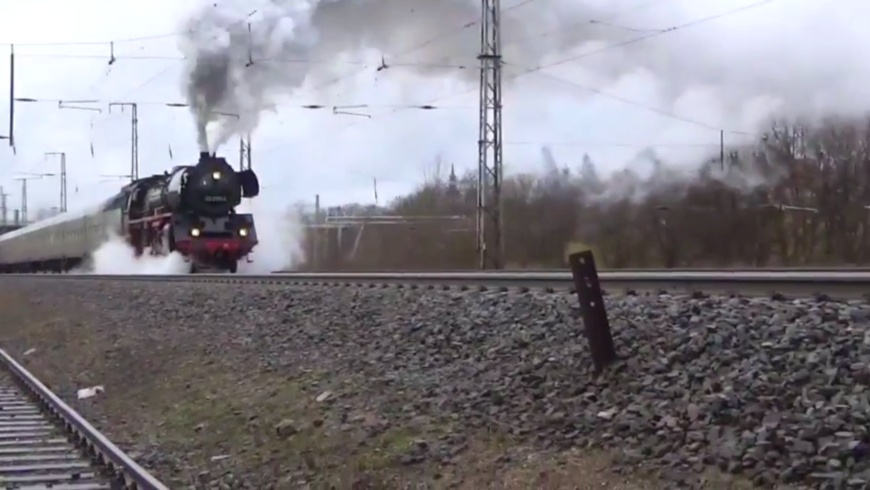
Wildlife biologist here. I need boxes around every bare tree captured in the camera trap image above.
[300,116,870,270]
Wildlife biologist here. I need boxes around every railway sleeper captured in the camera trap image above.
[0,349,168,489]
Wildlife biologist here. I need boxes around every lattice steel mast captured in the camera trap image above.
[476,0,504,269]
[0,186,7,226]
[14,177,34,224]
[44,152,67,212]
[109,102,138,181]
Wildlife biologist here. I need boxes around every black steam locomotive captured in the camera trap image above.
[123,152,260,273]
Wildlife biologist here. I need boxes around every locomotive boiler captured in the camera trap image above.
[125,152,261,273]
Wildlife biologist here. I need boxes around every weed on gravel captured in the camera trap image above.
[0,281,668,489]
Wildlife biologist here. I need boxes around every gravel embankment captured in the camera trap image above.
[0,278,867,489]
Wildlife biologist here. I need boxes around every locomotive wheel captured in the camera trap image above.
[227,260,238,274]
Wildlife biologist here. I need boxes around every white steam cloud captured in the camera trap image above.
[68,220,302,275]
[237,200,305,273]
[82,233,189,275]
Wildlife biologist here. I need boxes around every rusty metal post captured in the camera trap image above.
[569,250,616,372]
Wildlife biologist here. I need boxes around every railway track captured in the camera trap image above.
[0,349,167,489]
[10,269,870,298]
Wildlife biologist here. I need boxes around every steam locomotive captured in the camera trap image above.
[125,152,260,272]
[0,152,260,274]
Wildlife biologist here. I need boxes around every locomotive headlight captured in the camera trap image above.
[212,171,221,180]
[191,228,201,237]
[239,228,248,237]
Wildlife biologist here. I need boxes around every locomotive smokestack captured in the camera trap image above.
[199,151,209,161]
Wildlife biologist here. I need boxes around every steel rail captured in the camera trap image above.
[11,270,870,297]
[280,267,870,273]
[257,271,870,298]
[0,348,169,490]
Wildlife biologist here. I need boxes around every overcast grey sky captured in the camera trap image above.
[0,0,863,216]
